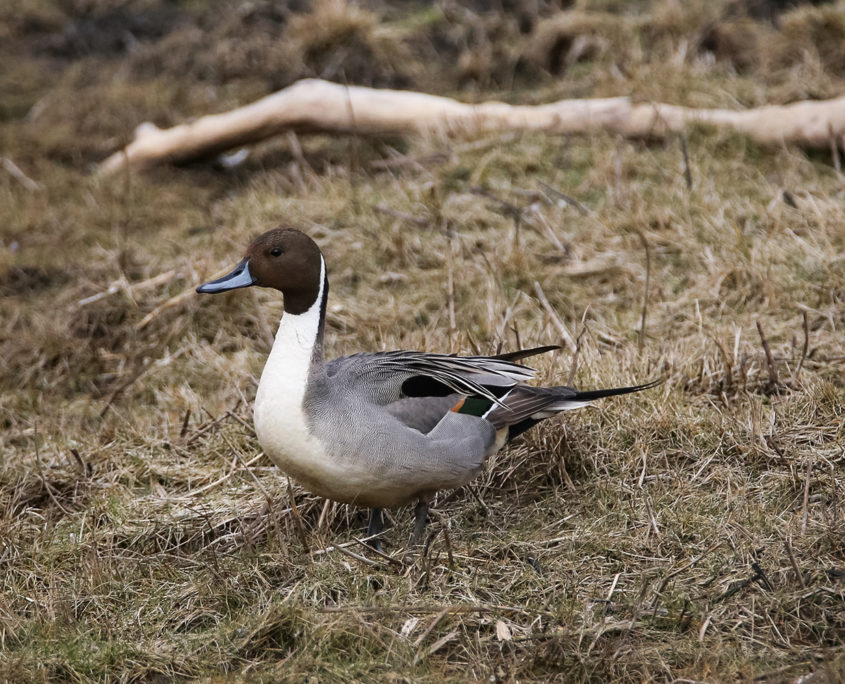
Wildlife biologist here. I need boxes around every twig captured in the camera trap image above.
[413,608,451,647]
[351,537,405,568]
[635,229,651,354]
[801,457,813,535]
[218,431,273,503]
[605,572,622,606]
[287,480,310,553]
[643,493,660,537]
[135,286,197,330]
[455,485,489,517]
[539,182,589,215]
[286,131,310,193]
[566,326,586,386]
[430,508,454,570]
[830,123,842,174]
[680,134,693,189]
[69,448,89,477]
[178,408,191,439]
[227,410,257,436]
[755,320,780,392]
[414,630,457,663]
[612,137,624,208]
[469,186,523,221]
[317,499,333,535]
[1,157,41,191]
[446,231,456,349]
[712,335,734,390]
[334,542,379,568]
[309,538,368,558]
[526,206,567,251]
[783,537,806,588]
[638,451,648,489]
[795,311,810,378]
[533,281,577,352]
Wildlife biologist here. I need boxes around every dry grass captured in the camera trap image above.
[2,0,844,681]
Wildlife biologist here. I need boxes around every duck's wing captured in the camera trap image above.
[383,395,461,434]
[324,347,557,406]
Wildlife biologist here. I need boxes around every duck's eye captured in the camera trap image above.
[270,247,282,257]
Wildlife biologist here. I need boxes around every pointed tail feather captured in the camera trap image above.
[478,377,663,438]
[567,378,663,403]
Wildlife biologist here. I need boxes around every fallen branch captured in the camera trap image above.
[98,79,845,175]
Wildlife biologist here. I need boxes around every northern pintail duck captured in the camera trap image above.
[198,228,659,545]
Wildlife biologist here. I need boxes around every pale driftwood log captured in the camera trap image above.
[98,78,845,175]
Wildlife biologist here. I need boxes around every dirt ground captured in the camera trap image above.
[1,1,843,681]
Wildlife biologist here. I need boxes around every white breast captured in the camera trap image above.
[252,258,343,496]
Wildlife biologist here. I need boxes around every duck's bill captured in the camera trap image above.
[196,258,256,294]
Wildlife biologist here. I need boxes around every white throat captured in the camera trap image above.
[253,257,327,476]
[266,256,325,376]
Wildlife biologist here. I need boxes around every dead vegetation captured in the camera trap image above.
[1,0,844,681]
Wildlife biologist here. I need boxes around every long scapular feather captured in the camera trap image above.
[376,350,540,404]
[490,345,560,363]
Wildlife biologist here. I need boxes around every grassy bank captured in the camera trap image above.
[1,1,843,680]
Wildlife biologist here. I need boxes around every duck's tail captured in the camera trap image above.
[453,378,662,442]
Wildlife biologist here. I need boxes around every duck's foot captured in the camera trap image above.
[365,507,384,552]
[410,500,429,547]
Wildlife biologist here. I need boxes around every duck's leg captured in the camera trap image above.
[410,500,429,546]
[365,507,384,550]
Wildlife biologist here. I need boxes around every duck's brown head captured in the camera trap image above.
[197,228,324,315]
